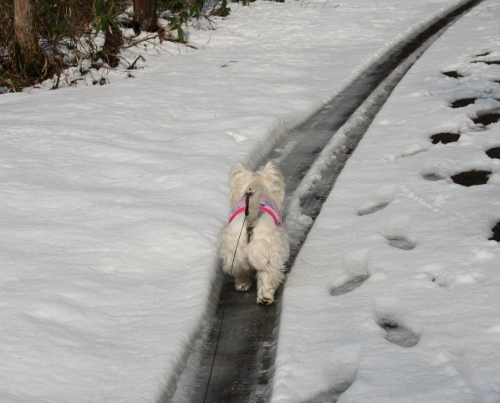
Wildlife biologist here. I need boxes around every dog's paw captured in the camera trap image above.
[257,291,275,305]
[235,280,252,292]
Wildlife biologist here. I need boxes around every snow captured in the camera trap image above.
[1,0,499,402]
[272,1,500,402]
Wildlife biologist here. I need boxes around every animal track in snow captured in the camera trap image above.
[399,185,447,215]
[378,319,420,348]
[486,147,500,159]
[430,132,460,144]
[451,170,491,186]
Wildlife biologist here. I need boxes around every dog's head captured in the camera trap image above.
[229,162,285,208]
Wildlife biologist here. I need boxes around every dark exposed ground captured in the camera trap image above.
[490,223,500,242]
[472,112,500,126]
[486,147,500,159]
[430,132,461,144]
[451,170,491,186]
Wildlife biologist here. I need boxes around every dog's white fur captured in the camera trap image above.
[220,162,289,304]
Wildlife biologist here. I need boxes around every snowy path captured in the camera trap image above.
[0,0,489,402]
[272,0,500,402]
[169,1,483,402]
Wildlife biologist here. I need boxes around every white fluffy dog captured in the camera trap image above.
[220,162,289,304]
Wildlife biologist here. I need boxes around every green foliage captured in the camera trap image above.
[157,0,233,45]
[212,0,230,16]
[164,0,217,43]
[93,0,124,34]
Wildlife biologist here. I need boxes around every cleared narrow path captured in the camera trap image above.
[166,1,483,401]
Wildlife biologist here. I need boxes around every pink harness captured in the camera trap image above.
[229,194,282,227]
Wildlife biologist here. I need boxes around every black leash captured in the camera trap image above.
[202,191,253,403]
[244,191,252,217]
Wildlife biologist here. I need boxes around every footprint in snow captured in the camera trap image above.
[330,275,370,296]
[330,250,370,296]
[442,70,464,79]
[378,319,420,348]
[382,216,418,251]
[430,132,460,144]
[472,111,500,127]
[451,170,491,187]
[485,147,500,159]
[375,299,420,348]
[357,185,395,216]
[449,98,477,108]
[358,201,390,216]
[422,169,491,187]
[489,222,500,242]
[386,236,418,250]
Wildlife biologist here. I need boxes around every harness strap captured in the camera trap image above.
[229,194,282,227]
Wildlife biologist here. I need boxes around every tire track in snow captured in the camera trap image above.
[162,1,484,402]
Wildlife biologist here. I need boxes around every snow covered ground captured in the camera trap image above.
[272,1,500,402]
[1,0,498,402]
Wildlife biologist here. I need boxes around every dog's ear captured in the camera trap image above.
[262,162,285,207]
[229,163,251,205]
